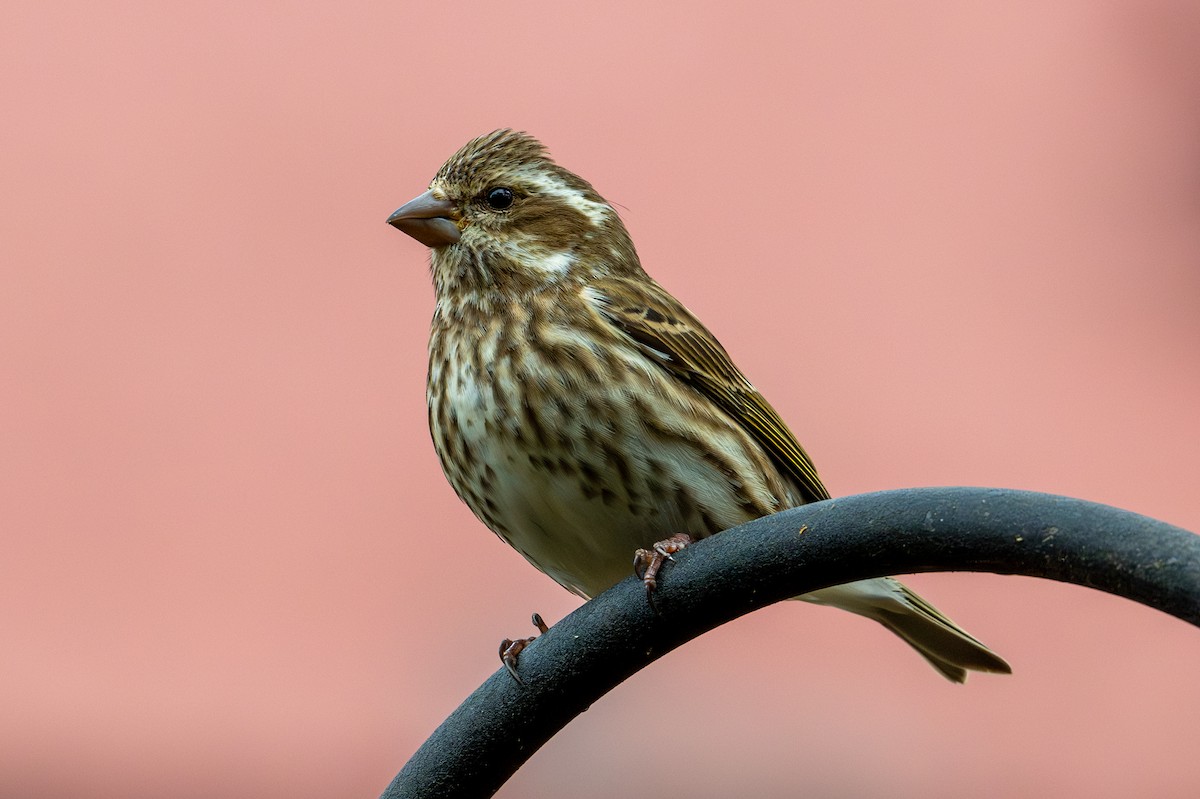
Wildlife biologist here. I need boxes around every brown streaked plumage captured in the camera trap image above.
[389,129,1010,682]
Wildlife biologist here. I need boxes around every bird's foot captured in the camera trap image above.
[498,612,549,684]
[633,533,694,596]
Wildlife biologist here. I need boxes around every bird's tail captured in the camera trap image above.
[800,577,1011,683]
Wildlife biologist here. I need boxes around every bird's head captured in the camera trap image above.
[388,130,641,298]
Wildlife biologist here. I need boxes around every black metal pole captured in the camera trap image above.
[382,487,1200,799]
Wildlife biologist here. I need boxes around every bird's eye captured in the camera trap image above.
[485,187,515,210]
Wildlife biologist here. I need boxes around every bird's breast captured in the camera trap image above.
[426,300,792,597]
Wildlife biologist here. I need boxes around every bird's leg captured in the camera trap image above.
[633,533,694,596]
[498,612,550,684]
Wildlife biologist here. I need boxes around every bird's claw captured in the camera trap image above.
[498,612,549,685]
[632,533,694,596]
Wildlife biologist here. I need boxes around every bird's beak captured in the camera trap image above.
[387,190,461,247]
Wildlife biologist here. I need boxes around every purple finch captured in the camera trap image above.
[388,130,1010,682]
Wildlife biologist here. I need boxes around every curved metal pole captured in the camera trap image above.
[382,487,1200,799]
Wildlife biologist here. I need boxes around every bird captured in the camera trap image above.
[387,129,1011,683]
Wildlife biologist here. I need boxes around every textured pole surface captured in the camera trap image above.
[382,488,1200,799]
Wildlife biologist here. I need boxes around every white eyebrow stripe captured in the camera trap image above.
[515,169,612,226]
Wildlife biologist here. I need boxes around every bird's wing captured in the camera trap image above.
[588,276,830,503]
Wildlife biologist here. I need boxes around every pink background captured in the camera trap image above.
[4,2,1199,797]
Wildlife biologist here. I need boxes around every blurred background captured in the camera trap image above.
[3,2,1199,797]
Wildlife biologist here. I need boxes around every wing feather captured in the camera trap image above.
[589,276,830,504]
